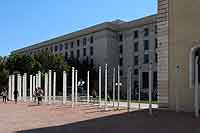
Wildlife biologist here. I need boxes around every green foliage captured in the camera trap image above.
[0,56,9,89]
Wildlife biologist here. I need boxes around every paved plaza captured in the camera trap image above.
[0,100,200,133]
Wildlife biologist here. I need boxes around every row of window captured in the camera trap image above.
[64,47,94,60]
[119,27,156,42]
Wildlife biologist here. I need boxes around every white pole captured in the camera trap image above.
[33,76,36,102]
[117,65,120,110]
[87,71,90,103]
[48,70,52,104]
[24,73,27,102]
[195,57,199,118]
[72,67,75,107]
[38,71,41,88]
[113,68,116,107]
[75,70,78,104]
[22,74,25,101]
[8,75,12,100]
[138,67,141,110]
[63,71,67,104]
[99,67,102,107]
[149,63,153,115]
[12,75,15,101]
[18,74,22,100]
[53,72,56,104]
[105,64,108,110]
[30,75,33,102]
[35,74,38,89]
[127,67,132,112]
[44,73,48,103]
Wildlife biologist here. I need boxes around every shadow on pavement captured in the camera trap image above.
[17,110,200,133]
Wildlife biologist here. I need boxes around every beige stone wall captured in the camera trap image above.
[168,0,200,111]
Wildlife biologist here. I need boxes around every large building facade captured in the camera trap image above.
[12,15,158,98]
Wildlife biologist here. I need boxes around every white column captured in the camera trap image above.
[24,73,27,102]
[113,68,116,107]
[17,74,22,100]
[87,71,90,103]
[33,76,36,99]
[195,57,199,118]
[53,72,56,104]
[127,67,132,112]
[105,64,108,110]
[63,71,67,104]
[44,73,48,103]
[138,67,141,110]
[149,63,153,115]
[117,65,120,110]
[72,67,75,107]
[36,74,38,89]
[75,70,78,104]
[22,74,25,101]
[8,75,12,100]
[99,67,102,107]
[12,75,15,101]
[30,75,33,102]
[38,71,41,88]
[48,70,52,104]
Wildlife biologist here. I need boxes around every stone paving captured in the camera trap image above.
[0,100,200,133]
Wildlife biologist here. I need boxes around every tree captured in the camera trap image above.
[0,56,9,90]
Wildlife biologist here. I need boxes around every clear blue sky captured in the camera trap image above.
[0,0,157,56]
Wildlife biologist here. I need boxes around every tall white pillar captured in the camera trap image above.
[195,57,199,118]
[38,71,41,88]
[35,74,38,89]
[127,67,132,112]
[44,73,48,103]
[87,71,90,103]
[99,67,102,107]
[48,70,52,104]
[75,70,78,104]
[8,75,12,100]
[53,72,56,104]
[138,67,141,110]
[63,71,67,104]
[105,64,108,110]
[30,75,33,102]
[24,73,27,102]
[22,74,25,101]
[149,63,153,115]
[17,74,22,100]
[12,75,15,101]
[33,76,36,100]
[72,67,75,107]
[113,68,116,107]
[117,65,120,110]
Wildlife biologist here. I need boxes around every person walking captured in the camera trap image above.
[13,89,19,104]
[33,88,38,103]
[37,87,44,105]
[1,88,8,103]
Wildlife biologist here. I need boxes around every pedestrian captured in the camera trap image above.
[33,88,38,103]
[13,89,19,104]
[37,87,44,105]
[1,88,8,103]
[92,89,97,103]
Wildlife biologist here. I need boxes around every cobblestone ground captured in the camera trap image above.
[0,100,200,133]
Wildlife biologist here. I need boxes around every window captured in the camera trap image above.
[144,54,149,64]
[133,30,139,39]
[134,56,139,65]
[77,40,80,47]
[134,81,139,89]
[90,47,93,56]
[65,52,68,61]
[155,53,158,63]
[144,28,149,36]
[83,48,86,56]
[119,34,123,42]
[142,72,149,88]
[70,51,74,58]
[65,43,68,49]
[134,42,139,52]
[155,25,157,34]
[134,69,139,75]
[71,42,74,48]
[120,70,123,76]
[59,44,63,51]
[90,36,94,44]
[153,72,158,89]
[144,40,149,50]
[77,49,80,58]
[54,45,58,52]
[155,39,158,49]
[120,45,123,54]
[83,38,87,45]
[119,58,123,66]
[90,59,94,67]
